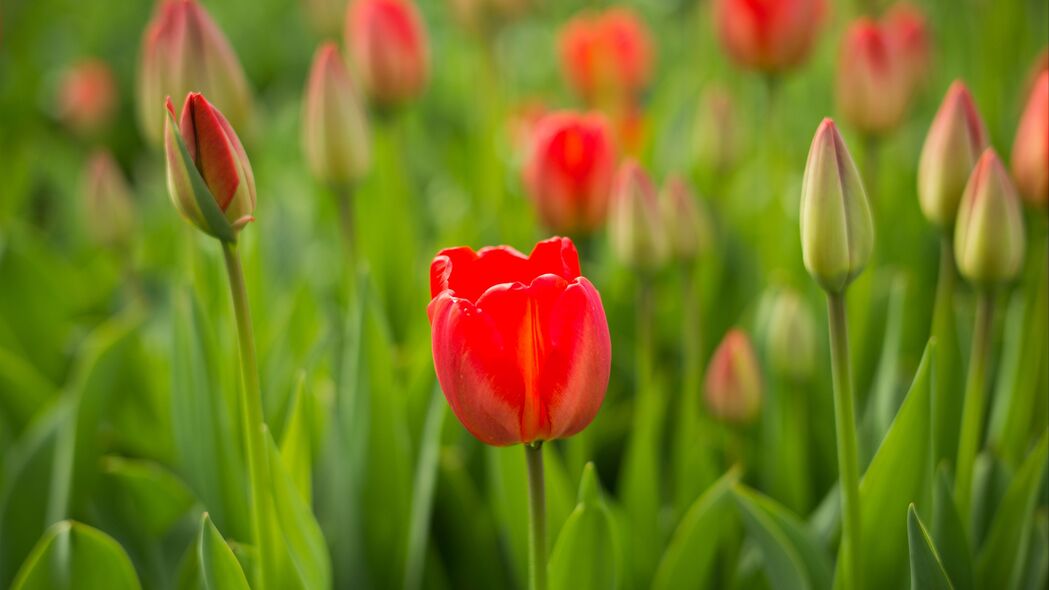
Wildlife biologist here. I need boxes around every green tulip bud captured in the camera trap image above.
[954,149,1025,285]
[608,160,669,270]
[757,287,817,383]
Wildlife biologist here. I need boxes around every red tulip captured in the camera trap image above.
[705,329,763,425]
[1011,69,1048,208]
[57,59,118,135]
[713,0,825,74]
[885,3,931,89]
[428,237,611,446]
[524,111,618,235]
[346,0,429,106]
[836,19,912,135]
[558,8,653,107]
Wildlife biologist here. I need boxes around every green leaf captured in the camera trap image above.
[0,346,56,433]
[199,513,250,590]
[932,465,973,590]
[10,520,141,590]
[549,463,621,590]
[860,276,907,464]
[100,456,194,537]
[908,504,954,590]
[732,484,832,590]
[618,385,666,585]
[652,467,741,590]
[279,373,313,503]
[403,384,446,590]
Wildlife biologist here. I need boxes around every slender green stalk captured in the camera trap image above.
[681,261,702,394]
[954,291,995,524]
[222,241,276,590]
[525,443,548,590]
[827,293,862,590]
[932,236,956,332]
[863,135,880,208]
[637,279,655,393]
[931,235,959,464]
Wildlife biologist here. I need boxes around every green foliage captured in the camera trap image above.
[199,513,251,590]
[549,463,621,590]
[907,505,954,590]
[11,521,141,590]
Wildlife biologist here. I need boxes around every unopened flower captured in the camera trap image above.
[885,3,931,90]
[713,0,825,74]
[608,160,669,270]
[57,59,118,136]
[660,174,711,262]
[302,42,371,187]
[836,18,912,135]
[82,151,135,248]
[694,85,740,176]
[1011,69,1048,208]
[705,329,763,425]
[302,0,347,38]
[758,288,817,383]
[345,0,429,107]
[954,149,1026,285]
[559,8,653,107]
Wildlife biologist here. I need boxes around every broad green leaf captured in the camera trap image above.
[652,467,741,590]
[932,465,973,590]
[732,484,832,590]
[403,385,446,590]
[908,504,954,590]
[10,520,140,590]
[0,346,56,434]
[549,463,621,590]
[100,456,194,537]
[976,434,1048,590]
[279,373,313,503]
[618,384,666,585]
[199,513,250,590]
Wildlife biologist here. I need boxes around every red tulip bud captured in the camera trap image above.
[714,0,825,74]
[346,0,429,107]
[660,174,712,262]
[57,59,118,136]
[1011,69,1048,208]
[428,237,611,446]
[82,151,134,248]
[137,0,252,145]
[303,43,372,187]
[164,93,256,241]
[608,160,669,269]
[955,149,1026,285]
[836,19,912,135]
[559,8,654,107]
[705,329,763,425]
[524,111,618,235]
[885,3,932,90]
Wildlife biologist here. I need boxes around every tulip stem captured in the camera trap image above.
[954,290,995,529]
[637,279,655,392]
[931,235,958,464]
[862,135,880,206]
[525,442,548,590]
[222,241,276,590]
[827,292,862,590]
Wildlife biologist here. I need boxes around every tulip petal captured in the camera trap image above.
[430,237,581,302]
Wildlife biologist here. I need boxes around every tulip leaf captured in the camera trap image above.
[618,384,666,585]
[0,346,56,434]
[165,109,236,242]
[652,467,741,590]
[10,520,140,590]
[908,504,955,590]
[403,384,446,590]
[860,275,907,464]
[199,513,250,590]
[279,373,313,504]
[99,456,194,537]
[932,465,973,590]
[549,463,621,590]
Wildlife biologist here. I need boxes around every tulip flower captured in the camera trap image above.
[918,82,989,228]
[524,111,618,235]
[558,8,653,107]
[608,161,668,270]
[704,329,763,425]
[800,119,875,294]
[345,0,429,107]
[1011,69,1048,208]
[660,175,711,263]
[302,43,371,188]
[137,0,252,145]
[885,3,931,89]
[164,93,256,241]
[836,19,912,136]
[694,85,740,177]
[954,149,1026,285]
[428,236,611,446]
[57,59,118,136]
[713,0,825,74]
[82,151,134,249]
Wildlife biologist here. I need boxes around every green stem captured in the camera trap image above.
[222,241,275,590]
[863,135,880,207]
[525,443,547,590]
[827,292,862,590]
[334,184,359,300]
[931,235,958,464]
[637,279,655,393]
[932,236,956,332]
[954,291,995,526]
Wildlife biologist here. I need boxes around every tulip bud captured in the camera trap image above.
[559,8,653,107]
[82,151,135,249]
[447,0,532,34]
[608,160,669,270]
[757,288,817,383]
[524,111,618,235]
[836,19,912,136]
[57,59,118,136]
[705,329,763,425]
[137,0,253,145]
[164,93,256,241]
[302,0,347,38]
[885,3,932,90]
[694,85,739,176]
[954,149,1026,285]
[918,81,989,228]
[660,174,711,262]
[713,0,825,74]
[1011,69,1048,208]
[345,0,429,107]
[303,43,371,187]
[800,119,875,294]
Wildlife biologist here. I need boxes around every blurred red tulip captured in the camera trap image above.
[524,111,618,235]
[885,3,931,89]
[57,59,118,136]
[705,329,763,425]
[1011,69,1048,208]
[82,151,135,248]
[302,43,371,187]
[346,0,429,107]
[559,8,653,107]
[836,18,912,135]
[713,0,825,74]
[137,0,252,145]
[608,160,668,269]
[428,237,611,446]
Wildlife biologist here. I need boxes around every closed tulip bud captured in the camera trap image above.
[714,0,825,74]
[1011,70,1048,207]
[137,0,252,145]
[694,86,739,176]
[660,174,711,262]
[608,160,669,270]
[955,149,1026,285]
[836,19,912,136]
[82,151,135,248]
[918,81,989,228]
[885,3,931,89]
[800,119,875,294]
[705,329,763,425]
[302,0,348,38]
[164,93,256,241]
[758,288,817,383]
[303,43,371,187]
[559,8,653,107]
[524,111,618,235]
[447,0,531,34]
[428,237,611,445]
[57,59,118,136]
[346,0,429,107]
